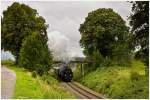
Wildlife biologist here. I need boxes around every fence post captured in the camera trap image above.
[81,63,84,76]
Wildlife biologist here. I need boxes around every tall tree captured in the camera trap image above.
[1,2,48,64]
[129,1,149,66]
[19,32,53,76]
[79,8,131,66]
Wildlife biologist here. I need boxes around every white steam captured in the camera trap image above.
[48,31,70,61]
[47,30,84,62]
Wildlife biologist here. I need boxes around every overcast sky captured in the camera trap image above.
[1,1,132,60]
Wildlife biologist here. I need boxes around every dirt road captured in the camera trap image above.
[1,66,16,99]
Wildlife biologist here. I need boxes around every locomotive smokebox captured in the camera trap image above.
[53,63,73,82]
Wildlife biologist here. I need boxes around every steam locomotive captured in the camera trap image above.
[53,64,73,82]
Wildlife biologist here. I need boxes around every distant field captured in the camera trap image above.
[75,60,149,99]
[2,60,75,99]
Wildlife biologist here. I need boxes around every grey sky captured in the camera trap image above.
[1,1,132,60]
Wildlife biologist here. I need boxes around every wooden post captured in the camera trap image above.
[81,63,84,76]
[81,63,82,76]
[82,64,84,76]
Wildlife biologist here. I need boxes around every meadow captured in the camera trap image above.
[74,60,149,99]
[2,60,75,99]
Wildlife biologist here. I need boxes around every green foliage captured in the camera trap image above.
[73,64,82,80]
[3,60,75,99]
[1,60,15,66]
[111,41,133,66]
[86,50,111,72]
[79,8,132,68]
[104,57,113,66]
[129,1,149,66]
[130,71,140,81]
[92,50,104,69]
[19,32,52,75]
[79,60,148,99]
[32,71,37,78]
[1,2,48,64]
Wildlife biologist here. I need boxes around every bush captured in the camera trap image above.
[1,60,15,66]
[92,50,104,68]
[102,57,112,67]
[73,64,82,80]
[41,73,57,85]
[130,71,140,81]
[85,50,104,72]
[19,32,53,75]
[32,71,37,78]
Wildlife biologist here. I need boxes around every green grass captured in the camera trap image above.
[2,60,75,99]
[75,60,149,99]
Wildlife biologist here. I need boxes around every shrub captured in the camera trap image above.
[19,32,53,75]
[92,50,104,68]
[41,73,57,85]
[102,57,112,67]
[85,50,104,72]
[73,64,82,80]
[32,71,37,78]
[130,71,140,81]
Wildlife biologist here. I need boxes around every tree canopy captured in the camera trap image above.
[129,1,149,66]
[79,8,131,66]
[1,2,48,64]
[19,32,52,76]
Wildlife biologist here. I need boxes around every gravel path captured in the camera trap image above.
[1,66,16,99]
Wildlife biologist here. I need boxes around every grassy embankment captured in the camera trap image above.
[2,60,75,99]
[74,60,149,99]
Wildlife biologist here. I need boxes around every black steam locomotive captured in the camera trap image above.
[54,64,73,82]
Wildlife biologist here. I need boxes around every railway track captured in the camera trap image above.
[63,81,106,99]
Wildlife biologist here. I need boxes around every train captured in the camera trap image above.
[53,64,73,82]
